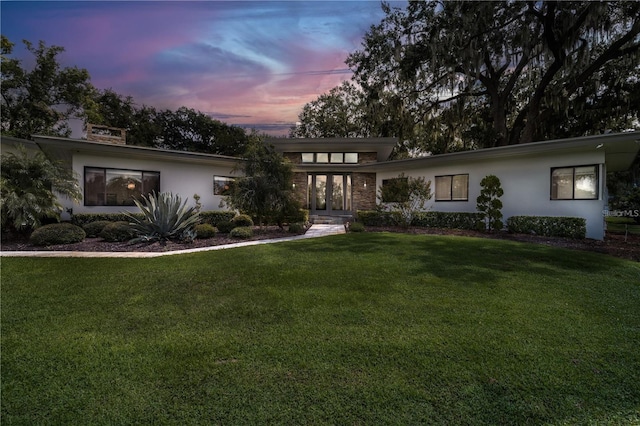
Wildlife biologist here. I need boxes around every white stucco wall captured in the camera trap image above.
[67,152,240,217]
[376,149,607,239]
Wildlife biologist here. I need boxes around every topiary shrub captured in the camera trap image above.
[231,214,254,227]
[82,220,112,238]
[195,223,218,239]
[216,220,234,233]
[229,226,253,239]
[476,175,504,232]
[100,221,138,242]
[29,223,86,246]
[288,222,305,234]
[348,222,365,232]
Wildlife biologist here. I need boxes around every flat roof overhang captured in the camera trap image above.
[269,137,397,162]
[356,131,640,173]
[31,135,243,168]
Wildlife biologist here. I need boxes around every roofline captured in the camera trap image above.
[31,135,244,166]
[358,131,640,171]
[268,137,397,162]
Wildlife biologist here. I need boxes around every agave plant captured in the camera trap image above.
[124,191,200,242]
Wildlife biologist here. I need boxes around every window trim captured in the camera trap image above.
[550,164,599,200]
[84,166,160,206]
[301,152,359,164]
[435,174,469,202]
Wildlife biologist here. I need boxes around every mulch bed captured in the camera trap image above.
[2,226,639,262]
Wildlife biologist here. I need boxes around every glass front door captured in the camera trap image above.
[307,174,352,215]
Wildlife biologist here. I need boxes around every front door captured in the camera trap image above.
[308,174,352,215]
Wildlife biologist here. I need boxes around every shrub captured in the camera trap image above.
[125,192,200,242]
[230,226,253,239]
[216,221,235,233]
[199,211,236,227]
[232,214,254,227]
[377,173,432,228]
[71,213,145,227]
[29,223,85,246]
[100,221,138,242]
[349,222,366,232]
[507,216,586,239]
[477,175,504,231]
[82,220,111,238]
[195,223,218,239]
[412,212,484,230]
[288,222,305,234]
[357,210,399,226]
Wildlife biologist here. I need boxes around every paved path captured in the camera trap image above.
[0,224,346,258]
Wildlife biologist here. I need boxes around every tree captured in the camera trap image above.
[476,175,504,232]
[378,173,432,228]
[222,136,300,227]
[1,146,82,232]
[157,107,249,157]
[290,81,368,138]
[345,1,640,153]
[1,36,95,139]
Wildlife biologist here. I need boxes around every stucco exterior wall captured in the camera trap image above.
[68,152,239,216]
[376,150,607,239]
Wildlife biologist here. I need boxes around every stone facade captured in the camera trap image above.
[352,172,377,211]
[86,124,127,145]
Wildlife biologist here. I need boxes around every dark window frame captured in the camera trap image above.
[550,164,599,200]
[435,174,469,202]
[84,166,160,206]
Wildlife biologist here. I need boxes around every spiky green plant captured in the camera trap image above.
[124,192,200,242]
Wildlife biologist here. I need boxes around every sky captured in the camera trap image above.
[1,0,403,136]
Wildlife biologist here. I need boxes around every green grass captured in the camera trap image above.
[607,216,640,235]
[2,233,640,425]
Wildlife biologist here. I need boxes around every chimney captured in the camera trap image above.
[86,124,126,145]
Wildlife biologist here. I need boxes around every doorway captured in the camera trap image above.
[307,174,352,215]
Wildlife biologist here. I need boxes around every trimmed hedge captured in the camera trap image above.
[30,223,86,246]
[348,222,365,233]
[199,211,236,227]
[229,226,253,239]
[507,216,586,239]
[356,210,483,230]
[100,221,138,242]
[194,223,218,239]
[232,214,254,227]
[82,220,112,238]
[71,213,144,227]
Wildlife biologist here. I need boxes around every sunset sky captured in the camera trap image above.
[2,1,402,136]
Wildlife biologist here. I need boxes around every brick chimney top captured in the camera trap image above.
[86,124,126,144]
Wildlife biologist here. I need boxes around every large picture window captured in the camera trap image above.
[435,174,469,201]
[214,176,234,195]
[84,167,160,206]
[551,165,598,200]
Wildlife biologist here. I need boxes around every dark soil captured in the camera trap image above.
[1,226,301,253]
[2,226,639,262]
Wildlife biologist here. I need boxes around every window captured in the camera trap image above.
[435,174,469,201]
[214,176,234,195]
[330,153,344,163]
[345,153,358,163]
[84,167,160,206]
[300,152,358,164]
[381,177,409,203]
[551,165,598,200]
[316,153,329,163]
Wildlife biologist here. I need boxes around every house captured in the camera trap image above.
[2,130,639,240]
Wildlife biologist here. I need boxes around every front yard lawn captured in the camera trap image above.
[2,233,639,424]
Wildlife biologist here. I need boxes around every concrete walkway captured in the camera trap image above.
[0,224,346,258]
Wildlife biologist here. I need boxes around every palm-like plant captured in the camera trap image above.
[125,191,200,242]
[1,146,82,232]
